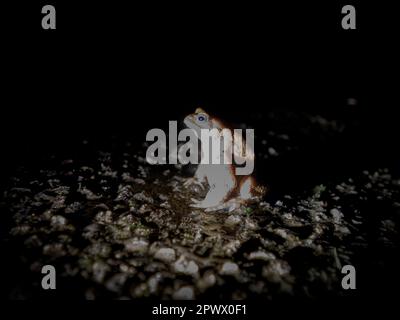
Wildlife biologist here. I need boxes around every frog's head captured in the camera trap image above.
[184,108,213,136]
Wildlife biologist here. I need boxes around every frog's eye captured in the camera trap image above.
[197,114,207,122]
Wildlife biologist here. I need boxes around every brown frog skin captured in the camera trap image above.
[183,108,266,212]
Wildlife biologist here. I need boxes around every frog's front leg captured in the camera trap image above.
[191,169,236,210]
[184,164,207,188]
[191,185,226,209]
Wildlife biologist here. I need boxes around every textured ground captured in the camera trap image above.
[1,110,399,300]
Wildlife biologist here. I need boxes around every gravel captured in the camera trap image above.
[1,110,399,300]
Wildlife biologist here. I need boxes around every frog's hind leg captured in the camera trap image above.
[204,198,241,212]
[209,177,255,212]
[201,177,254,212]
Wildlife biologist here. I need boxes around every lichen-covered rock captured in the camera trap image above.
[124,238,149,255]
[173,286,195,300]
[219,262,240,277]
[225,215,242,228]
[154,248,176,263]
[173,255,199,277]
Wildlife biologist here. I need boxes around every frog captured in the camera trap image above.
[183,108,266,212]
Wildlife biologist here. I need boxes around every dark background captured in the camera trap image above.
[1,1,398,176]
